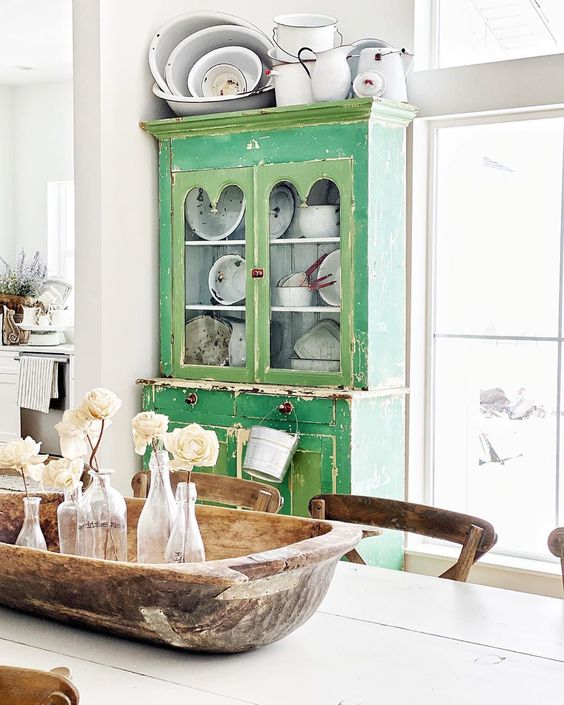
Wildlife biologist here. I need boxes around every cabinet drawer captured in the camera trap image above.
[0,352,19,375]
[151,386,235,419]
[236,394,335,426]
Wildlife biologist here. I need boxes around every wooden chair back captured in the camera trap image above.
[132,470,283,513]
[309,494,497,582]
[0,665,79,705]
[547,527,564,593]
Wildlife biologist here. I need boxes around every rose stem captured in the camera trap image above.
[86,422,118,560]
[88,418,105,470]
[19,469,29,499]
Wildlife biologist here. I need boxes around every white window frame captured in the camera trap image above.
[408,5,564,587]
[47,180,75,311]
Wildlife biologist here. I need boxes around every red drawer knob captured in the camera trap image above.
[278,401,293,415]
[185,393,198,406]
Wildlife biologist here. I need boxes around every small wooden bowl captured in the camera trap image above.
[0,665,79,704]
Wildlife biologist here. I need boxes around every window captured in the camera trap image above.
[423,0,564,69]
[425,114,564,560]
[47,180,75,284]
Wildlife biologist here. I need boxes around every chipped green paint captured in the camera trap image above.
[142,98,416,569]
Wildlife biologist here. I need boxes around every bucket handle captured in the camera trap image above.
[297,47,315,78]
[256,402,300,438]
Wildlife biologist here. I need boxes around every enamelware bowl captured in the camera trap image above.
[149,11,261,92]
[152,82,275,117]
[298,205,340,238]
[165,24,272,98]
[208,254,246,305]
[188,46,262,97]
[273,286,313,307]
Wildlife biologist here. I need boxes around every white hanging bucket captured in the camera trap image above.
[243,410,299,483]
[273,13,340,57]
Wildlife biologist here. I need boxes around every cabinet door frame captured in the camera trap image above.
[170,167,256,382]
[255,158,354,387]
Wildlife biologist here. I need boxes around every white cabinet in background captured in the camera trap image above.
[0,351,19,444]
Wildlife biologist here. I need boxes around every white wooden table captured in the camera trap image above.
[0,562,562,704]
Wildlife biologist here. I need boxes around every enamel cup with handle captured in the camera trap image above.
[357,46,412,102]
[273,13,340,57]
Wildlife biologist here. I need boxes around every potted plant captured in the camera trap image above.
[0,249,46,344]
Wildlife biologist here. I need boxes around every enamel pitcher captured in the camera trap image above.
[298,45,353,103]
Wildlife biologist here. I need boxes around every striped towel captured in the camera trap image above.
[16,356,59,414]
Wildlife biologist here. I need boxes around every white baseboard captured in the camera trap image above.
[405,545,563,598]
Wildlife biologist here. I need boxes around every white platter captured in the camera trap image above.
[185,315,231,366]
[290,357,340,372]
[152,83,275,117]
[149,11,261,93]
[185,185,245,241]
[317,249,340,306]
[165,25,272,98]
[294,319,340,360]
[269,184,295,239]
[208,254,246,305]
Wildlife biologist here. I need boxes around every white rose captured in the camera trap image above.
[43,458,83,490]
[81,388,122,421]
[132,411,169,455]
[0,437,47,472]
[164,424,219,470]
[61,406,91,432]
[54,419,88,460]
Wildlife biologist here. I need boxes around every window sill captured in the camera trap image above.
[404,543,562,598]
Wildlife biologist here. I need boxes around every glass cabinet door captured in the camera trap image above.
[256,160,353,386]
[171,168,255,381]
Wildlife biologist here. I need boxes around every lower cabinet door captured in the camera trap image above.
[0,372,20,444]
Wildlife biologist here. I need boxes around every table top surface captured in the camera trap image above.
[0,562,562,705]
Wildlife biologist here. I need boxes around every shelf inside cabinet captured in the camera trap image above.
[270,237,340,245]
[271,306,340,313]
[185,304,246,311]
[185,240,246,247]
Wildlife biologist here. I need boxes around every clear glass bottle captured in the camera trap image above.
[57,482,83,556]
[78,469,127,561]
[137,450,177,564]
[16,496,47,550]
[165,482,205,564]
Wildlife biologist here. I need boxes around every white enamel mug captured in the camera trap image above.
[273,13,340,57]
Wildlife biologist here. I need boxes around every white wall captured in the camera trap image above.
[0,86,14,263]
[12,81,74,259]
[73,0,415,494]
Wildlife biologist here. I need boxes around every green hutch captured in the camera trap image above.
[140,97,416,569]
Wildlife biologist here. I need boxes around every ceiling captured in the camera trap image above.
[0,0,72,86]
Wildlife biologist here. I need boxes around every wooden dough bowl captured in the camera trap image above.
[0,493,362,653]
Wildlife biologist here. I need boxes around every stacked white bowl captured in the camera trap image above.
[149,11,275,117]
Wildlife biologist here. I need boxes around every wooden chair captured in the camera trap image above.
[309,494,497,582]
[547,527,564,592]
[132,470,283,513]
